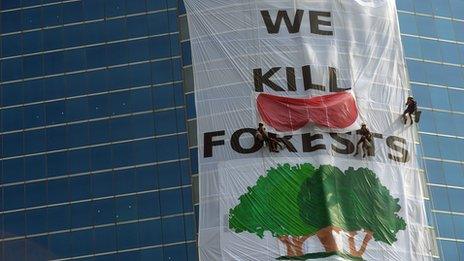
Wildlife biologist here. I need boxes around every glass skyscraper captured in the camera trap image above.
[396,0,464,260]
[0,0,197,260]
[0,0,463,260]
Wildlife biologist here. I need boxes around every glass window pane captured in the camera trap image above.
[425,160,444,184]
[416,16,437,38]
[94,226,117,252]
[440,240,459,261]
[138,220,162,246]
[22,7,42,30]
[429,87,450,110]
[430,186,450,211]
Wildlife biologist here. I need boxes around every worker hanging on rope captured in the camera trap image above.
[256,123,281,153]
[402,96,420,125]
[353,123,373,158]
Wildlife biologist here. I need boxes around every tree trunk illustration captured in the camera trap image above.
[348,231,373,257]
[278,236,310,256]
[316,226,341,252]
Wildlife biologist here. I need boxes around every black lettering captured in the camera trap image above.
[328,67,347,92]
[254,68,285,92]
[302,65,325,91]
[269,133,297,152]
[309,11,333,35]
[386,136,410,163]
[204,131,225,158]
[286,67,296,91]
[231,128,263,154]
[261,10,304,34]
[302,133,326,152]
[330,133,354,154]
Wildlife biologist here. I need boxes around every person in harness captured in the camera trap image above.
[354,123,373,158]
[256,123,281,153]
[402,96,418,125]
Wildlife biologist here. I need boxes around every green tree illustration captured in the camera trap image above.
[229,163,318,256]
[298,165,406,257]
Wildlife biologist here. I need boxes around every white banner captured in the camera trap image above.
[184,0,433,260]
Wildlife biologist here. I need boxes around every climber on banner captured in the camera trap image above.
[402,96,419,125]
[354,123,373,158]
[256,123,281,153]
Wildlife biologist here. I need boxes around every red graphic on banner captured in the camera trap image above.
[257,92,358,131]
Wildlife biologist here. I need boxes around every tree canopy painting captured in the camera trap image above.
[229,163,406,259]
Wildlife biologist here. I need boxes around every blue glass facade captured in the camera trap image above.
[1,0,463,260]
[0,0,197,260]
[397,0,464,260]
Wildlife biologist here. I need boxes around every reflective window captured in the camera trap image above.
[398,13,417,35]
[430,186,450,211]
[23,31,43,54]
[420,39,441,62]
[402,36,421,59]
[425,160,444,184]
[164,244,188,261]
[94,226,117,252]
[47,179,69,205]
[105,18,127,42]
[43,28,63,51]
[440,240,459,260]
[46,126,66,150]
[160,189,183,215]
[1,0,20,9]
[117,223,139,249]
[25,181,47,207]
[4,239,25,261]
[71,202,93,228]
[92,171,114,198]
[416,16,437,38]
[71,229,94,257]
[433,111,456,136]
[4,211,25,237]
[440,42,462,65]
[163,216,186,244]
[22,7,42,30]
[438,136,462,161]
[139,220,162,247]
[48,233,71,259]
[431,0,452,17]
[137,192,160,218]
[2,33,22,57]
[1,11,21,33]
[448,188,464,212]
[62,1,83,24]
[450,0,464,19]
[436,212,456,238]
[429,87,450,110]
[83,0,105,20]
[126,0,146,13]
[3,158,24,183]
[4,185,24,210]
[106,0,125,17]
[47,152,67,177]
[127,15,149,38]
[26,208,48,235]
[115,169,137,194]
[70,175,92,201]
[43,4,63,26]
[25,155,46,180]
[158,161,182,189]
[449,89,464,113]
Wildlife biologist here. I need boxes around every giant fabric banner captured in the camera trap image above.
[184,0,432,260]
